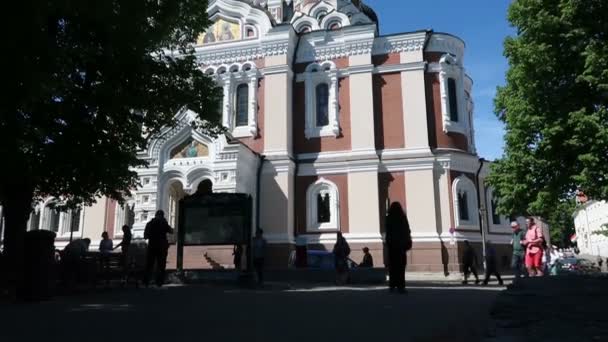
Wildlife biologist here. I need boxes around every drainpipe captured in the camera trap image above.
[291,33,301,248]
[475,157,487,270]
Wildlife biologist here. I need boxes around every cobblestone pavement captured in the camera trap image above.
[484,276,608,342]
[0,282,503,342]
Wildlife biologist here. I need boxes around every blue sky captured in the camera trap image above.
[366,0,514,160]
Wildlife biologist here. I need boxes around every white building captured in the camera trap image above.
[574,200,608,257]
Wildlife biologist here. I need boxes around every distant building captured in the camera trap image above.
[574,201,608,257]
[1,0,515,272]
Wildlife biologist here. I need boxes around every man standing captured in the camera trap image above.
[510,222,526,284]
[523,217,544,277]
[461,240,480,285]
[144,210,173,287]
[483,241,504,286]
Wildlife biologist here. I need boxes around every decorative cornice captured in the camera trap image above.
[372,32,427,55]
[196,45,263,66]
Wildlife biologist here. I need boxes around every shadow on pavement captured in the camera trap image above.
[0,283,501,342]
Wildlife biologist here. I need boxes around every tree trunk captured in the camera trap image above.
[2,188,33,298]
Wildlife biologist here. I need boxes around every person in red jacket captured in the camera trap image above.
[522,217,544,277]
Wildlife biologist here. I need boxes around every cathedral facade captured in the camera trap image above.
[20,0,514,272]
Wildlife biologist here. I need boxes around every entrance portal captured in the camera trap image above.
[167,181,187,229]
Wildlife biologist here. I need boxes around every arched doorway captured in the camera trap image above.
[167,181,187,229]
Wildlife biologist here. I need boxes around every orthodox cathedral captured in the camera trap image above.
[17,0,514,271]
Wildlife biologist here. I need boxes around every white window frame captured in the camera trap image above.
[452,176,478,230]
[306,178,340,231]
[485,187,510,233]
[439,54,469,136]
[206,62,259,138]
[58,208,84,238]
[304,61,340,139]
[114,199,135,238]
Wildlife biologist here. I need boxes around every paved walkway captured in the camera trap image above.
[0,282,503,342]
[485,276,608,341]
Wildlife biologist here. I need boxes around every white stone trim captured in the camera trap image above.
[452,176,478,230]
[437,54,469,137]
[306,178,340,232]
[304,61,340,139]
[319,11,349,30]
[295,61,425,82]
[204,62,260,137]
[296,150,482,176]
[372,32,427,55]
[426,33,466,64]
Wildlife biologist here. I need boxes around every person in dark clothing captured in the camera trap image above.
[483,241,504,286]
[385,202,412,294]
[461,240,480,285]
[233,244,243,271]
[114,225,133,283]
[510,221,526,284]
[144,210,174,287]
[359,247,374,268]
[333,232,351,285]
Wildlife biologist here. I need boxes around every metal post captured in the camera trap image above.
[479,206,488,270]
[0,205,4,249]
[475,158,487,271]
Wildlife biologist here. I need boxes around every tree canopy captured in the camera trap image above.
[0,0,221,291]
[488,0,608,220]
[1,0,221,206]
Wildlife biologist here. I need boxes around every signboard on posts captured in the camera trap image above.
[178,193,253,246]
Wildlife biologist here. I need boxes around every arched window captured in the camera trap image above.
[306,179,340,231]
[304,61,339,138]
[458,192,469,221]
[328,22,341,30]
[235,83,249,127]
[452,176,478,229]
[43,204,61,233]
[69,208,82,234]
[486,187,509,232]
[29,208,41,230]
[448,78,459,122]
[315,83,329,127]
[115,200,135,236]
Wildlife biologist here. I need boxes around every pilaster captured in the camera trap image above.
[348,54,376,153]
[400,50,431,153]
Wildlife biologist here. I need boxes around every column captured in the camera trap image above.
[405,165,439,237]
[401,50,431,153]
[348,54,376,154]
[259,27,297,266]
[348,170,382,239]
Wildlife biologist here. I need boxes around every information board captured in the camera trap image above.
[178,193,252,246]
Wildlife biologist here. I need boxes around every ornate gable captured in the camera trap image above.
[197,0,275,47]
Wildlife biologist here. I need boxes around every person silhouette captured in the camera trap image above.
[461,240,480,285]
[385,202,412,294]
[144,210,174,287]
[333,232,351,285]
[359,247,374,268]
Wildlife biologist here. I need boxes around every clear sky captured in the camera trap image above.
[366,0,514,160]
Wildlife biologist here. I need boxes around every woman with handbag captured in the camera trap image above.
[385,202,412,294]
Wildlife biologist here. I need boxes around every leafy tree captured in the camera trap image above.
[489,0,608,220]
[546,200,576,247]
[0,0,221,290]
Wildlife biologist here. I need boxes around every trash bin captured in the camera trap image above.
[20,230,56,301]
